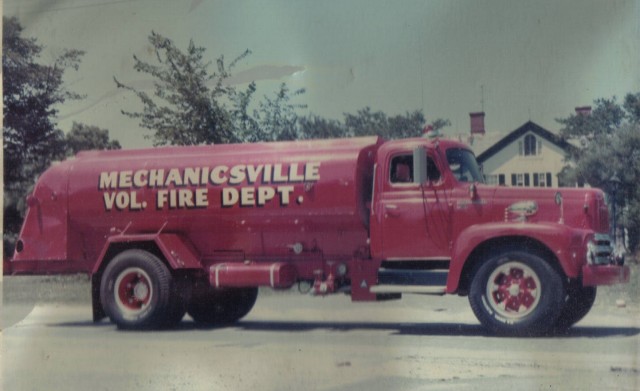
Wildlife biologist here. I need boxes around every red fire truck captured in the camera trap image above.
[5,135,629,335]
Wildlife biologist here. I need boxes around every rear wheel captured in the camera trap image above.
[554,285,597,332]
[188,287,258,325]
[100,249,185,329]
[469,251,564,336]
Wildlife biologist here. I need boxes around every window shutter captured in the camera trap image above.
[524,173,530,186]
[511,174,517,186]
[546,173,552,187]
[533,174,539,187]
[537,140,542,155]
[499,174,505,186]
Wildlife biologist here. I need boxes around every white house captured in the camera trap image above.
[462,113,578,188]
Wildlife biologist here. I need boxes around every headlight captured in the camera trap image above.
[586,241,597,265]
[586,234,614,265]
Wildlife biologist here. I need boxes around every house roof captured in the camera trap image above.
[476,121,576,163]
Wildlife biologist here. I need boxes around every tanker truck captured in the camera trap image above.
[5,135,629,335]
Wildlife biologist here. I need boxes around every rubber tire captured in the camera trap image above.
[100,249,182,330]
[187,287,258,325]
[553,285,597,333]
[164,274,190,327]
[469,251,565,337]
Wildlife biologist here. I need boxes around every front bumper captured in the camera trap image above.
[582,264,630,286]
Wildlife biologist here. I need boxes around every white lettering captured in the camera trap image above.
[240,187,255,206]
[115,192,129,209]
[178,189,194,208]
[130,191,143,210]
[229,165,246,185]
[118,171,133,188]
[210,166,228,185]
[277,186,294,205]
[157,190,168,209]
[263,164,272,183]
[257,187,276,206]
[149,169,165,187]
[201,167,210,185]
[273,164,288,182]
[246,165,263,184]
[165,168,183,187]
[305,162,321,181]
[289,163,305,182]
[195,188,208,207]
[103,192,116,210]
[133,170,148,187]
[99,172,118,190]
[222,188,239,207]
[184,167,200,186]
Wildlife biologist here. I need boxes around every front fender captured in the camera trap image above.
[446,222,590,293]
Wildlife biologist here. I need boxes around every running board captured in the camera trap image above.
[370,285,446,295]
[377,268,448,286]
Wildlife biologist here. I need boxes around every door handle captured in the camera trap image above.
[384,204,400,217]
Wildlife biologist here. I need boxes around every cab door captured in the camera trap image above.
[378,152,450,259]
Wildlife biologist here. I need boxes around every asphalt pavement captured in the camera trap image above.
[2,289,639,390]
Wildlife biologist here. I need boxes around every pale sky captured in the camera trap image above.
[4,0,639,148]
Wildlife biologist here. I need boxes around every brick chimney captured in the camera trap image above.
[469,112,486,136]
[575,106,592,116]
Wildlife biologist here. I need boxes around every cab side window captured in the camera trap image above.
[427,157,441,183]
[390,155,413,183]
[390,154,441,184]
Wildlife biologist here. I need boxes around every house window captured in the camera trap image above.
[519,134,542,156]
[533,172,553,187]
[511,173,524,186]
[524,135,537,156]
[511,173,531,187]
[487,174,506,186]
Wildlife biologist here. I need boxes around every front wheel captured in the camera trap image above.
[554,285,597,332]
[469,251,564,336]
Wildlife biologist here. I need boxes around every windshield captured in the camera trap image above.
[446,148,485,184]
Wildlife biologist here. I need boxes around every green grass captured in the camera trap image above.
[3,274,91,304]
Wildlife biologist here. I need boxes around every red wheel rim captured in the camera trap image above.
[114,267,153,317]
[486,261,541,319]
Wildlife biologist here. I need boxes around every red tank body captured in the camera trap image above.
[13,137,380,276]
[6,135,630,336]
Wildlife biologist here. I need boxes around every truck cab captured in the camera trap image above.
[365,137,628,335]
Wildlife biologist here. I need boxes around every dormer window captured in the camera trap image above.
[519,134,542,156]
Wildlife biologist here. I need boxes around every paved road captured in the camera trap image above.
[2,291,639,390]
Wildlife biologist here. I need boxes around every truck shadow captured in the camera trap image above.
[48,319,640,338]
[233,320,640,338]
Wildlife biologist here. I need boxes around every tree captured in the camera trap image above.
[298,115,346,140]
[250,83,306,142]
[65,122,121,156]
[557,93,640,252]
[3,16,85,249]
[115,31,305,146]
[299,107,450,140]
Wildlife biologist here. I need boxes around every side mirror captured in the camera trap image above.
[413,147,427,184]
[469,183,478,199]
